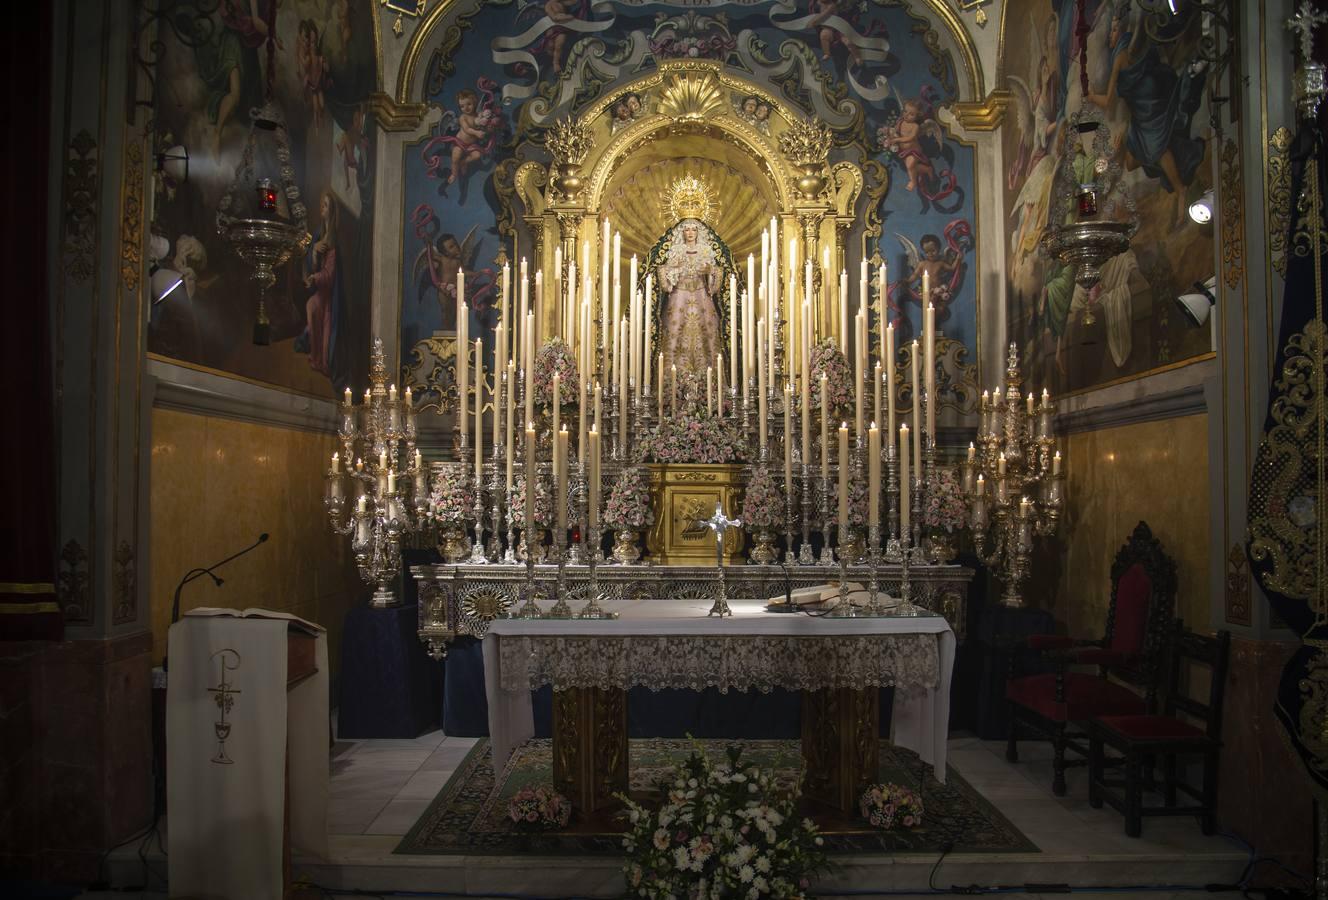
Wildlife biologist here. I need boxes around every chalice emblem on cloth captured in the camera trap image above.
[207,649,242,765]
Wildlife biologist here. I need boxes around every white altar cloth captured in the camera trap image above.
[482,598,955,783]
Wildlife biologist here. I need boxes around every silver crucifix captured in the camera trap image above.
[699,501,741,617]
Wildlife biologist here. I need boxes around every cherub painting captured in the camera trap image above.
[514,0,591,78]
[411,206,498,338]
[297,19,331,132]
[891,221,973,336]
[609,92,645,133]
[732,93,771,134]
[876,87,962,212]
[420,77,508,204]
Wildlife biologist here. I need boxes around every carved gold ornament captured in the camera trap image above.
[1220,139,1244,289]
[778,116,833,167]
[1269,127,1294,278]
[547,117,594,201]
[662,174,715,225]
[658,69,727,122]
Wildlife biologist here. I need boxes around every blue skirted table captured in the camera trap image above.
[337,603,443,739]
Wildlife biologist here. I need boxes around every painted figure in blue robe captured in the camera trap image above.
[1086,3,1207,223]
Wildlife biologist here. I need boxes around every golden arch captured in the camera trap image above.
[394,0,985,107]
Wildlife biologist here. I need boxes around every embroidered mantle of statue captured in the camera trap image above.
[643,218,737,379]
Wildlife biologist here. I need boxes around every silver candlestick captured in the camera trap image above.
[866,524,887,615]
[468,466,489,564]
[577,522,616,619]
[566,461,585,565]
[547,524,573,618]
[830,520,855,617]
[798,463,815,564]
[896,531,922,617]
[818,472,835,565]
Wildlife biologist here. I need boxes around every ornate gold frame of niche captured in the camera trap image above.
[513,60,863,345]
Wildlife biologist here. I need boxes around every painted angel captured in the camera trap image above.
[894,221,972,325]
[419,78,507,203]
[1006,14,1061,191]
[412,220,492,332]
[877,86,960,211]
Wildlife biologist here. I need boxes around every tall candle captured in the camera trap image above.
[854,314,865,437]
[707,367,714,417]
[924,302,936,439]
[877,263,887,367]
[801,343,811,470]
[493,325,504,449]
[579,331,589,462]
[757,319,768,450]
[820,373,829,481]
[500,261,511,374]
[885,323,896,445]
[1053,449,1062,475]
[474,341,484,485]
[910,340,921,478]
[620,319,629,439]
[506,361,516,491]
[838,423,849,544]
[556,426,568,535]
[644,274,654,392]
[729,274,738,387]
[671,363,678,415]
[657,354,665,418]
[868,422,881,527]
[784,382,794,499]
[899,424,910,537]
[594,381,602,438]
[525,313,535,428]
[534,270,543,347]
[524,423,536,542]
[588,426,600,528]
[873,362,883,436]
[552,371,561,443]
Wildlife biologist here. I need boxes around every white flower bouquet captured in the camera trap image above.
[620,744,828,899]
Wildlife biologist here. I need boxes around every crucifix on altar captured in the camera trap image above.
[699,501,742,617]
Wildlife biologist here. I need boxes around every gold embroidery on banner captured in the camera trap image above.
[208,649,242,765]
[1220,139,1244,289]
[120,141,144,292]
[1269,127,1294,278]
[1297,656,1328,782]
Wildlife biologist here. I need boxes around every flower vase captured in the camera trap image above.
[748,528,778,565]
[612,529,641,564]
[439,526,470,564]
[517,529,549,564]
[928,531,957,564]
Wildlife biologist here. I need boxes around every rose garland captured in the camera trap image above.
[924,466,968,534]
[531,337,581,409]
[741,466,786,529]
[511,472,554,529]
[605,467,654,530]
[427,469,474,528]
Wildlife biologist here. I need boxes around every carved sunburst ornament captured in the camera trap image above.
[658,70,726,121]
[663,174,715,225]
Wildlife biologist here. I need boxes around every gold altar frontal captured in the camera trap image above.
[645,463,746,565]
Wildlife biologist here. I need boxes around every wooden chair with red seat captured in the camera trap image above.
[1004,521,1177,795]
[1087,623,1231,837]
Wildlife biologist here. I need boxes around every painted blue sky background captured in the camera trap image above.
[400,0,977,373]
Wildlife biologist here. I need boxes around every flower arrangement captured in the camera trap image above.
[511,472,554,529]
[640,415,747,465]
[924,467,967,534]
[605,467,654,530]
[825,475,870,528]
[859,782,924,831]
[427,469,474,527]
[507,784,572,832]
[620,744,827,898]
[741,466,785,529]
[532,338,581,409]
[808,339,854,424]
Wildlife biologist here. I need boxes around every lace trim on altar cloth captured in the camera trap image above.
[498,633,940,695]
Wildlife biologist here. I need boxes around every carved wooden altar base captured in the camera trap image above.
[549,683,881,823]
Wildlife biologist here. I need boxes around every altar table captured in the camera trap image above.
[483,598,955,814]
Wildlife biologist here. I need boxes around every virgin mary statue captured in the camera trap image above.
[646,218,735,378]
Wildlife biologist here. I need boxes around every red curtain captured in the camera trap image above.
[0,0,60,640]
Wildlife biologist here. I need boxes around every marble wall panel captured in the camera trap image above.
[148,409,362,679]
[1041,414,1211,637]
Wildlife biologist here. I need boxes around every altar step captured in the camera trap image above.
[108,736,1248,897]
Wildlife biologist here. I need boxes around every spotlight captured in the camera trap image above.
[1188,189,1214,224]
[155,144,189,184]
[1175,276,1217,327]
[149,263,185,307]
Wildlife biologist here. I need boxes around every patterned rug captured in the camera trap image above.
[395,739,1037,856]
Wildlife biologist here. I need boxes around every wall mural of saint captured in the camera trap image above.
[399,0,978,403]
[1002,0,1214,394]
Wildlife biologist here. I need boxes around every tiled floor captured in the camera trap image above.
[105,729,1256,897]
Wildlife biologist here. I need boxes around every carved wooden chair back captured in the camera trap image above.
[1102,521,1177,697]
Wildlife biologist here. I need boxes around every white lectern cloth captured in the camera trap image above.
[482,598,955,783]
[167,613,328,900]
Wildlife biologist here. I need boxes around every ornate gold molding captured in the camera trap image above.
[120,141,144,293]
[64,129,98,285]
[950,89,1012,131]
[1269,126,1294,279]
[1225,543,1251,626]
[113,540,136,625]
[1220,138,1244,290]
[367,91,428,132]
[58,538,90,624]
[658,68,727,121]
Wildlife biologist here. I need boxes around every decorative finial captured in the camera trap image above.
[1288,1,1328,61]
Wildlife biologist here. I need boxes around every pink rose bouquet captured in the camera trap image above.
[531,338,581,409]
[507,784,571,832]
[741,466,786,529]
[859,782,924,831]
[605,467,654,530]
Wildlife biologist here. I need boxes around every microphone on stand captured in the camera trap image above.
[165,533,270,667]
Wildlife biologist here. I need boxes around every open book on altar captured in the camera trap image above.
[770,583,899,608]
[184,606,324,636]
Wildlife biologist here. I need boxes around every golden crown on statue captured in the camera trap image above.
[663,174,715,224]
